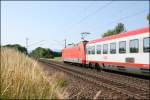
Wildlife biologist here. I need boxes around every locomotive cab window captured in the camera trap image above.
[110,43,116,54]
[103,44,108,54]
[96,45,101,54]
[119,41,126,53]
[143,37,150,52]
[130,39,139,53]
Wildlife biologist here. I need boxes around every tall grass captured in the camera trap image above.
[0,48,67,99]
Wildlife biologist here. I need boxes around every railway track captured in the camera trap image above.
[39,59,150,99]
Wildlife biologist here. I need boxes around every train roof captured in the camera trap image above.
[88,26,149,44]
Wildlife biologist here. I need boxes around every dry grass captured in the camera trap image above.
[0,48,68,99]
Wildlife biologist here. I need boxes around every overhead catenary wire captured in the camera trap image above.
[76,1,113,25]
[63,1,148,45]
[82,1,96,13]
[63,1,113,43]
[106,9,148,26]
[53,40,65,46]
[63,1,113,32]
[70,1,148,33]
[89,8,148,32]
[28,40,45,47]
[62,2,94,31]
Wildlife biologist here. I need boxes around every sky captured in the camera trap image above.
[1,1,149,52]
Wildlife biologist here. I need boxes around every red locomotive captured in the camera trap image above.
[62,41,88,65]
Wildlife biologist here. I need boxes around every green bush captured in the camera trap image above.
[30,47,54,58]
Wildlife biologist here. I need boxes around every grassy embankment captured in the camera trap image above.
[0,48,67,99]
[41,57,62,62]
[48,57,62,62]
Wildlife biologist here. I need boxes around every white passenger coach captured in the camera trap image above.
[86,26,150,76]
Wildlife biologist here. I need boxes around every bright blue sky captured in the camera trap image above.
[1,1,149,51]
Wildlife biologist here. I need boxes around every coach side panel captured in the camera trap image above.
[86,32,150,76]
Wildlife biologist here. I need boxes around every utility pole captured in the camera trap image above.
[64,39,66,48]
[26,38,29,52]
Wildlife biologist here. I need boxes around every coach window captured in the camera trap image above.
[119,41,126,53]
[143,37,150,53]
[92,46,95,54]
[110,43,116,54]
[89,46,92,54]
[96,45,101,54]
[130,39,139,53]
[103,44,108,54]
[88,46,91,54]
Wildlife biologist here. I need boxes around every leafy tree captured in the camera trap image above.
[114,23,125,34]
[53,51,61,57]
[30,47,54,58]
[102,23,125,37]
[2,44,27,54]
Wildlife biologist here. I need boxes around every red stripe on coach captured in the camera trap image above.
[87,60,150,68]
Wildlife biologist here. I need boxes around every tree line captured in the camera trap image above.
[1,44,61,59]
[30,47,61,59]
